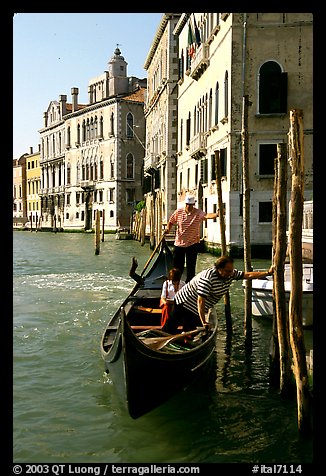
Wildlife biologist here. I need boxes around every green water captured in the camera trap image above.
[13,231,313,463]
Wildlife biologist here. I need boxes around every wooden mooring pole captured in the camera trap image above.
[241,95,253,351]
[101,209,105,242]
[288,108,311,433]
[95,209,100,255]
[215,150,232,335]
[272,143,293,396]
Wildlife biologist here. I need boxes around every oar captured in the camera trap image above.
[140,233,166,277]
[141,327,206,350]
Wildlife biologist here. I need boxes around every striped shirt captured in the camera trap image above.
[174,266,244,315]
[169,207,206,247]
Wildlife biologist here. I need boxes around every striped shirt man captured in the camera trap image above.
[162,256,274,334]
[175,266,244,315]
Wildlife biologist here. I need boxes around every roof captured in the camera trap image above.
[122,87,146,103]
[66,103,88,113]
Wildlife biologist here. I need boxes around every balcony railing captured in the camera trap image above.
[80,180,95,189]
[189,133,207,159]
[189,44,209,80]
[144,152,159,171]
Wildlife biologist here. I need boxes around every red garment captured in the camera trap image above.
[168,207,206,248]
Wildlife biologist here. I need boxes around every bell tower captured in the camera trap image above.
[108,45,128,96]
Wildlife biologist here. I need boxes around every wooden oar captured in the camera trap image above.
[140,233,166,277]
[141,327,206,351]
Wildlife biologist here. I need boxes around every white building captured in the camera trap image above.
[173,13,313,255]
[39,47,146,231]
[143,13,182,243]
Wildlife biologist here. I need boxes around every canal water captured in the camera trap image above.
[13,231,313,464]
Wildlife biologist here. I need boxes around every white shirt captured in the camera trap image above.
[161,279,186,301]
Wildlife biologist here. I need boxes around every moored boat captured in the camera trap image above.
[100,237,217,419]
[248,263,313,327]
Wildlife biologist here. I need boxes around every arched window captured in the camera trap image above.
[110,155,115,179]
[94,116,98,138]
[86,119,90,140]
[186,111,191,146]
[208,89,213,129]
[76,162,80,182]
[82,121,86,142]
[66,164,71,185]
[215,82,219,125]
[126,112,134,138]
[259,61,287,114]
[77,124,81,144]
[110,112,114,135]
[224,71,228,118]
[126,153,134,179]
[99,116,104,138]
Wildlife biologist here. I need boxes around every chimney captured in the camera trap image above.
[88,85,93,104]
[43,112,48,127]
[71,87,79,112]
[29,147,33,155]
[59,94,67,116]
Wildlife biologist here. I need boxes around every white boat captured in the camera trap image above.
[115,227,133,240]
[248,263,313,327]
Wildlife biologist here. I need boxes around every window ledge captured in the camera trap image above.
[257,174,274,179]
[255,113,287,118]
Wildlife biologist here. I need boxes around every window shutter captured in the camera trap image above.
[280,72,288,113]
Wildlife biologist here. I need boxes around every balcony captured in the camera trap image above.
[144,152,159,172]
[189,133,207,159]
[80,180,95,190]
[189,44,209,80]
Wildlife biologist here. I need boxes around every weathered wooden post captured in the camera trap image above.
[241,95,253,351]
[288,108,311,433]
[101,209,105,242]
[140,208,146,246]
[30,213,33,232]
[269,155,280,387]
[215,150,232,335]
[273,143,293,396]
[149,195,155,250]
[95,209,101,255]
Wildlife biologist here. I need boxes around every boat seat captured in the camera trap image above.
[133,305,162,314]
[131,325,183,331]
[131,325,163,330]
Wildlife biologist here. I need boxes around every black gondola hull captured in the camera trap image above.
[100,238,218,419]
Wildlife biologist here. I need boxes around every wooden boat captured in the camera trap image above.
[115,227,133,240]
[100,237,218,419]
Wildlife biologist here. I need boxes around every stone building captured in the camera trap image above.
[39,47,146,231]
[26,147,41,229]
[13,153,27,228]
[173,12,313,255]
[143,13,182,242]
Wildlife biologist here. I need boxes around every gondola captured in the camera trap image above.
[100,236,218,419]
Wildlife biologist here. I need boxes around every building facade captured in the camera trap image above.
[13,154,27,227]
[143,13,182,243]
[38,47,146,231]
[26,147,41,229]
[174,12,313,254]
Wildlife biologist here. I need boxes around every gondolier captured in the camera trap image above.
[162,256,274,334]
[164,194,218,282]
